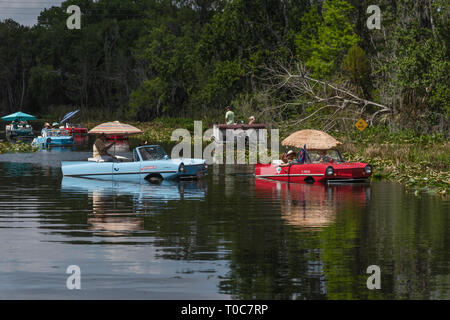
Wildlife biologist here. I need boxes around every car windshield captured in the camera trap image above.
[308,149,344,163]
[138,146,168,161]
[47,129,67,137]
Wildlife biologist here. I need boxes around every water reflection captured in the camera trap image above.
[61,177,207,201]
[73,135,89,146]
[0,158,448,299]
[61,177,207,236]
[254,179,371,228]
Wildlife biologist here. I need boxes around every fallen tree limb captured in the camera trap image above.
[259,61,392,130]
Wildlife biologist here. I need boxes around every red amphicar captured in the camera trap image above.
[63,124,88,135]
[60,110,88,135]
[255,129,372,184]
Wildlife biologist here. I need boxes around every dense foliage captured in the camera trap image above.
[0,0,448,133]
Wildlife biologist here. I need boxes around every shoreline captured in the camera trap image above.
[3,120,448,196]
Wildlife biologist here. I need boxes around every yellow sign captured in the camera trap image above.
[355,118,368,132]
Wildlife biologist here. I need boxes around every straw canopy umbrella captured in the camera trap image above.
[282,129,342,150]
[89,121,144,155]
[88,121,143,135]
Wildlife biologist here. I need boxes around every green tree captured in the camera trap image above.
[302,0,359,77]
[342,44,371,95]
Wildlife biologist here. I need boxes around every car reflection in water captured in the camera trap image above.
[61,177,207,236]
[73,135,88,146]
[254,178,371,229]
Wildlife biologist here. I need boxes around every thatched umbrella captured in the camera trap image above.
[89,121,143,155]
[88,121,143,135]
[282,129,342,150]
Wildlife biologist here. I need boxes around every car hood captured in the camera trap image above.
[169,158,205,166]
[330,162,368,168]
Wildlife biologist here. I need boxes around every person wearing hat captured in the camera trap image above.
[93,133,117,162]
[225,106,235,125]
[248,116,255,125]
[41,122,51,136]
[280,150,298,166]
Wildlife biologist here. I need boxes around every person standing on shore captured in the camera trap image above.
[225,106,235,125]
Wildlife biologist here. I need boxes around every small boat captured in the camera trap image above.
[212,123,266,143]
[2,111,37,138]
[32,129,74,148]
[5,122,34,138]
[61,145,207,182]
[63,124,88,135]
[60,110,88,135]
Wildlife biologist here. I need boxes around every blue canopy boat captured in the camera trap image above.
[61,145,207,182]
[32,128,74,148]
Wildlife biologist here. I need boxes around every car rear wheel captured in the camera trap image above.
[145,173,163,185]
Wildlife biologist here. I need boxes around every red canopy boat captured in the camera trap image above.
[63,124,88,135]
[59,110,88,135]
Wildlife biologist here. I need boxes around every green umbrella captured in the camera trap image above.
[1,111,37,122]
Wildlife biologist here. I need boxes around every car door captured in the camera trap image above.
[112,161,142,182]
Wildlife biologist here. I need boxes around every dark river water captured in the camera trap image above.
[0,141,448,299]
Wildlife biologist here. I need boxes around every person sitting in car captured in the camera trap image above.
[280,150,299,166]
[93,133,117,162]
[317,150,331,163]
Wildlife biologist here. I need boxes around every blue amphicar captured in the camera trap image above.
[32,129,74,148]
[61,145,207,182]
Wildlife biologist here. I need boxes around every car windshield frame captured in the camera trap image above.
[306,149,345,164]
[137,146,168,161]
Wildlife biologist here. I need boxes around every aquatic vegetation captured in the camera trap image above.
[136,120,183,144]
[337,130,449,196]
[0,140,37,154]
